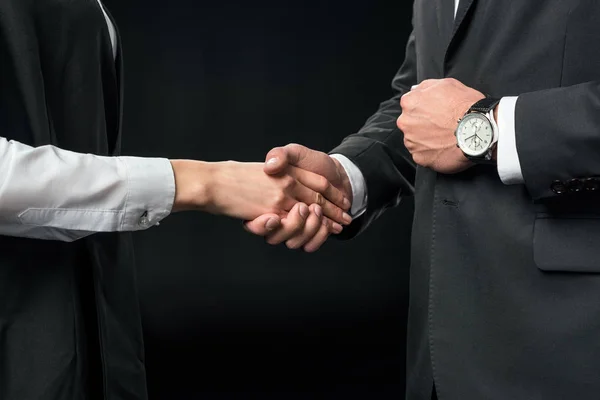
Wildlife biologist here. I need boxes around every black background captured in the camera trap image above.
[103,1,414,398]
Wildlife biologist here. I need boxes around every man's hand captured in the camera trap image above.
[262,144,353,200]
[398,78,485,174]
[244,144,354,252]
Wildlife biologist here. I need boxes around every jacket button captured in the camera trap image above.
[551,180,567,195]
[584,178,600,192]
[568,178,583,193]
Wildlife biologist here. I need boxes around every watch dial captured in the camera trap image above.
[457,113,494,157]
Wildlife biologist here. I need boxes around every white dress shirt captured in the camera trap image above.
[332,0,524,217]
[0,0,176,242]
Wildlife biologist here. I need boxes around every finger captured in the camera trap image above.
[400,91,416,113]
[289,166,350,211]
[303,221,332,253]
[265,202,309,245]
[264,143,310,175]
[321,216,343,235]
[289,180,352,226]
[411,79,439,91]
[264,147,289,175]
[243,213,282,236]
[397,113,418,134]
[285,204,324,249]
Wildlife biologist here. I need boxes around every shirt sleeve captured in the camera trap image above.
[329,154,368,218]
[0,136,176,242]
[496,96,525,185]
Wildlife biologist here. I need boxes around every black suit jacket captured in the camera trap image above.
[332,0,600,398]
[0,1,148,399]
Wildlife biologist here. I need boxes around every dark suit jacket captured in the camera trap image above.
[0,1,148,399]
[331,0,600,398]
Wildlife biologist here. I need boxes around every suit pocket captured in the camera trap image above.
[534,216,600,272]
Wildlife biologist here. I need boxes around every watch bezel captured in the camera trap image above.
[455,112,495,157]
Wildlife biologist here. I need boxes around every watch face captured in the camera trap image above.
[456,113,494,157]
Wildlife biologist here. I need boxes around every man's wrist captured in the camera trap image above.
[330,157,353,202]
[329,154,368,217]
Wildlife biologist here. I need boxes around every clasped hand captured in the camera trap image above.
[243,144,354,252]
[243,79,487,252]
[397,78,486,173]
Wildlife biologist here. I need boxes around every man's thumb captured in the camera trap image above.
[264,144,306,175]
[264,147,287,175]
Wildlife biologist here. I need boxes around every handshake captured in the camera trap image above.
[167,78,490,251]
[170,143,355,252]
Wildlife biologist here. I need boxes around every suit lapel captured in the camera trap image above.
[436,0,455,45]
[453,0,476,31]
[443,0,477,66]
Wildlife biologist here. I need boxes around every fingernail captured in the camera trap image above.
[343,198,351,210]
[299,204,309,218]
[342,212,352,224]
[266,158,278,165]
[314,205,323,218]
[265,218,279,231]
[332,223,343,234]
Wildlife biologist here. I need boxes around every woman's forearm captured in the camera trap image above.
[0,136,350,242]
[171,160,351,225]
[0,136,175,241]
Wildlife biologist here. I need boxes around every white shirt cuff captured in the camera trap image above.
[119,157,176,230]
[496,96,524,185]
[0,133,176,242]
[329,154,368,218]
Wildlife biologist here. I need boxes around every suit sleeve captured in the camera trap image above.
[329,31,418,239]
[515,81,600,200]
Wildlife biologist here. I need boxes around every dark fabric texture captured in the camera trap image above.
[0,1,147,399]
[331,0,600,399]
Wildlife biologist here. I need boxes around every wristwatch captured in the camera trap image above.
[455,97,501,163]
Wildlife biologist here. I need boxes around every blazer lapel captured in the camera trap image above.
[436,0,455,45]
[444,0,477,65]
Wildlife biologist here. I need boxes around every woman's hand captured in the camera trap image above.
[169,160,352,226]
[244,203,341,252]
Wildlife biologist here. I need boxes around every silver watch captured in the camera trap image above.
[455,97,501,163]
